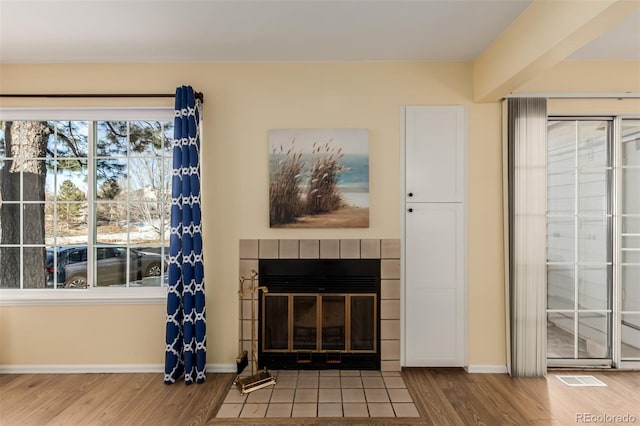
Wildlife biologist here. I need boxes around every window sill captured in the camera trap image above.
[0,287,167,306]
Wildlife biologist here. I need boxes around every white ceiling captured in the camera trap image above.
[0,0,638,63]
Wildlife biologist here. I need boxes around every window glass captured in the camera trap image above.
[0,118,171,290]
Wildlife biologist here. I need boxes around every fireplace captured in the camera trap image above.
[258,258,381,370]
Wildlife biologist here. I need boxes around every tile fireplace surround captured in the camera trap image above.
[239,239,401,372]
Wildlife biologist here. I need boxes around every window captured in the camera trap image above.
[0,109,173,298]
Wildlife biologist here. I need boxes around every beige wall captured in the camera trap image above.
[2,59,632,368]
[0,305,165,365]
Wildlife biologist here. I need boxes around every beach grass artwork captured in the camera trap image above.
[269,128,369,228]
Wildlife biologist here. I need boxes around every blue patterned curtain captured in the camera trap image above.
[164,86,206,384]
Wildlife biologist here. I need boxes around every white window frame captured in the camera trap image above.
[0,107,173,306]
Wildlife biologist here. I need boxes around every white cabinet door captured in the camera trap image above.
[405,106,465,203]
[403,105,466,367]
[405,203,464,366]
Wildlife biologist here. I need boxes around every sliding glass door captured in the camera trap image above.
[547,119,613,365]
[547,117,640,368]
[619,119,640,367]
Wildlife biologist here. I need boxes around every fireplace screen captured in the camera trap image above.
[258,258,380,370]
[262,294,376,353]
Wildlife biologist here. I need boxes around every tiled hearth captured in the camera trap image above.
[239,239,401,372]
[216,369,419,419]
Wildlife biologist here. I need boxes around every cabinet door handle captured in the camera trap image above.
[408,208,413,213]
[408,192,413,197]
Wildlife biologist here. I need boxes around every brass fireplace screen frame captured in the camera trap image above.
[261,293,378,355]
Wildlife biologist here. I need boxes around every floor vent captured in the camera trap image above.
[555,375,607,387]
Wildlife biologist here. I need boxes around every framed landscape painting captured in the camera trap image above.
[269,128,369,228]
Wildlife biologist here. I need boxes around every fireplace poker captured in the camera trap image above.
[235,270,276,394]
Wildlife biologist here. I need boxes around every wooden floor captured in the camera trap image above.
[1,369,639,425]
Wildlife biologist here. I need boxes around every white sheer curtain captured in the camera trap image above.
[504,98,548,377]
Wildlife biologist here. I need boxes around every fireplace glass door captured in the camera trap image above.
[322,296,346,351]
[351,296,375,351]
[263,295,288,350]
[262,293,376,354]
[293,296,317,350]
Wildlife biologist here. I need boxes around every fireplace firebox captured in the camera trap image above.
[258,259,381,370]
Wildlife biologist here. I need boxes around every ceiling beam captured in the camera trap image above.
[472,0,640,103]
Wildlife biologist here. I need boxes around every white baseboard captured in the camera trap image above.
[206,363,237,373]
[465,365,508,374]
[0,363,236,374]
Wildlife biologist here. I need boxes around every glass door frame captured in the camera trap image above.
[546,116,614,368]
[616,116,640,370]
[547,115,640,369]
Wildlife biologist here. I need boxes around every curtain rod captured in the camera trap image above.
[505,92,640,99]
[0,92,204,103]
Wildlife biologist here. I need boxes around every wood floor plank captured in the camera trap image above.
[1,369,638,425]
[401,368,464,425]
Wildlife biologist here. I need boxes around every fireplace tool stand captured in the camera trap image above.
[235,270,276,394]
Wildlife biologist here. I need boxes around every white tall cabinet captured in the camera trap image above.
[402,106,466,367]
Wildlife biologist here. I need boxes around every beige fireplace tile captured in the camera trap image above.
[393,402,420,417]
[380,300,400,320]
[273,376,297,389]
[360,239,381,258]
[319,377,340,389]
[383,376,407,389]
[381,259,400,279]
[297,376,319,388]
[381,239,401,259]
[240,403,268,418]
[381,320,400,340]
[343,403,368,417]
[318,388,341,402]
[299,239,320,258]
[387,388,412,403]
[318,403,343,417]
[340,377,363,388]
[241,320,258,341]
[340,240,360,258]
[341,388,365,403]
[381,340,401,360]
[381,280,400,300]
[271,388,295,403]
[279,240,299,258]
[246,387,273,403]
[239,259,259,281]
[367,402,394,417]
[241,340,251,356]
[294,388,318,403]
[259,240,279,259]
[215,403,243,418]
[291,403,317,417]
[223,388,247,404]
[241,299,258,320]
[381,360,401,371]
[266,403,292,418]
[239,239,259,259]
[361,376,385,388]
[319,240,339,258]
[364,388,390,403]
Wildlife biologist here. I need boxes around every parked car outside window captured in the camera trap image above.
[46,245,165,288]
